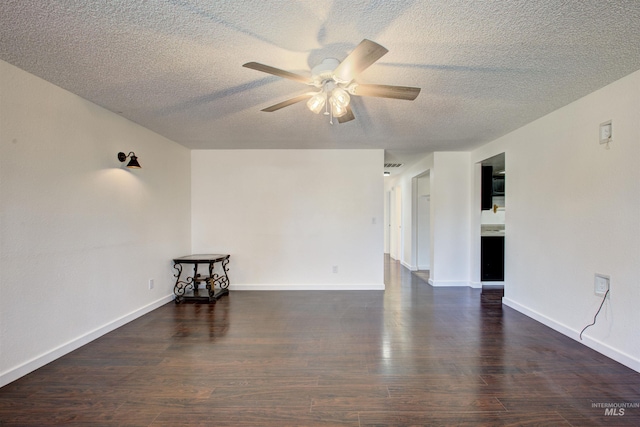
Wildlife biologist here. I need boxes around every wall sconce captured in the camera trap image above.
[117,151,141,168]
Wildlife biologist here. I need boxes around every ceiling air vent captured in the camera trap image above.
[384,163,403,168]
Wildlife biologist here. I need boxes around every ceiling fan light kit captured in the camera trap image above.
[243,39,420,125]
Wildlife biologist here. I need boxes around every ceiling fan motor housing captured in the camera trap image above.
[311,58,342,86]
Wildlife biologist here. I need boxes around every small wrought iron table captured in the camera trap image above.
[172,254,230,304]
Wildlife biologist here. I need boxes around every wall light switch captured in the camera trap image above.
[599,121,612,144]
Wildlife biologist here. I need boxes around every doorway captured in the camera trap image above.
[415,172,430,272]
[389,186,402,261]
[407,171,431,282]
[479,153,505,302]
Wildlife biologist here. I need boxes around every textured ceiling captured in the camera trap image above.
[2,0,639,165]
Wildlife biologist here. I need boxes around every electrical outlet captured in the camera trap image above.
[332,265,339,274]
[148,279,154,290]
[594,274,609,296]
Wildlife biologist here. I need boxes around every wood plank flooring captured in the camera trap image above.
[1,256,639,426]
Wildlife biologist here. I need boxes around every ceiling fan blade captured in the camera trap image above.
[337,106,355,124]
[261,93,314,112]
[243,62,312,84]
[332,39,389,83]
[351,84,421,101]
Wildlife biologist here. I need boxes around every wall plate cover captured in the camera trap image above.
[599,121,612,144]
[594,273,609,296]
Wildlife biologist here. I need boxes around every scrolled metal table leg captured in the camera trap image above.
[173,262,194,304]
[206,261,217,302]
[208,258,230,301]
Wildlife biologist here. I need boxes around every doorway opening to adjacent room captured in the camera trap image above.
[388,186,402,261]
[478,152,506,304]
[411,171,431,283]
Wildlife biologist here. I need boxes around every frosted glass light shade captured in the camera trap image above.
[307,92,326,114]
[331,87,350,107]
[330,99,348,117]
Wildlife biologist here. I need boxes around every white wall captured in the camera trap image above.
[0,60,191,386]
[429,152,472,286]
[191,149,384,289]
[471,69,640,372]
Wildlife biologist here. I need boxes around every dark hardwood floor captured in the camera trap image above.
[1,256,639,426]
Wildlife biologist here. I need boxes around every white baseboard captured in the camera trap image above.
[417,264,430,271]
[469,281,482,289]
[230,283,385,291]
[428,280,470,287]
[401,261,417,271]
[0,294,174,388]
[503,297,640,373]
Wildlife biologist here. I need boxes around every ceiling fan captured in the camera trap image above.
[243,39,421,124]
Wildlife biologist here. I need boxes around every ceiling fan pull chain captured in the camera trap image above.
[323,90,329,116]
